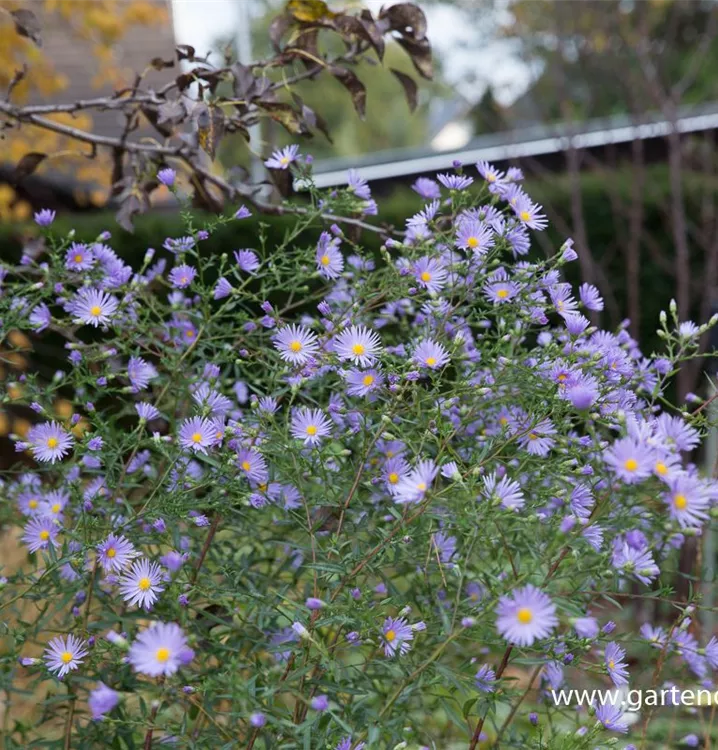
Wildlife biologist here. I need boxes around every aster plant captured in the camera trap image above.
[2,153,718,750]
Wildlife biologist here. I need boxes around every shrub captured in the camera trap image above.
[0,156,716,749]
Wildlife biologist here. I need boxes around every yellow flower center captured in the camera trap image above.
[499,417,508,426]
[138,577,151,591]
[180,276,188,285]
[362,375,375,387]
[420,271,431,282]
[388,472,399,484]
[352,343,366,356]
[557,373,567,382]
[655,461,667,475]
[519,210,531,222]
[191,432,203,444]
[386,450,394,458]
[306,425,317,436]
[28,499,38,509]
[186,329,195,338]
[608,660,615,669]
[74,254,83,264]
[467,236,479,249]
[279,156,290,166]
[241,461,251,471]
[289,340,302,352]
[385,629,396,642]
[155,647,170,662]
[674,494,688,510]
[517,608,533,624]
[416,482,427,491]
[426,357,436,366]
[90,305,102,317]
[106,547,116,558]
[39,530,50,541]
[61,651,73,664]
[487,172,496,182]
[496,288,509,299]
[320,255,330,266]
[47,437,58,449]
[624,458,638,472]
[51,503,61,514]
[528,433,537,441]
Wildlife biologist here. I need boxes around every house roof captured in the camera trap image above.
[307,101,718,189]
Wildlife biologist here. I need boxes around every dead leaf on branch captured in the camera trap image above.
[328,65,367,119]
[13,152,46,182]
[11,9,42,47]
[390,68,418,112]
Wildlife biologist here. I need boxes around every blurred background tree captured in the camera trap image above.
[0,0,170,221]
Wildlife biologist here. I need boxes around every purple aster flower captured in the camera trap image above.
[484,277,520,304]
[273,324,319,365]
[394,459,437,504]
[306,597,324,610]
[26,421,74,463]
[87,436,103,450]
[437,173,473,190]
[413,339,449,370]
[249,712,266,727]
[579,283,604,311]
[265,144,300,169]
[311,694,329,711]
[432,531,457,565]
[665,474,710,529]
[605,642,629,686]
[476,160,505,187]
[335,738,365,750]
[192,384,232,416]
[517,418,556,456]
[612,542,659,586]
[565,376,599,410]
[496,585,558,646]
[234,205,251,219]
[234,249,260,274]
[169,264,197,289]
[29,303,51,332]
[136,402,160,421]
[237,448,268,483]
[512,193,548,230]
[411,177,441,199]
[290,407,332,446]
[655,414,700,452]
[34,209,56,226]
[89,682,120,720]
[128,622,193,677]
[474,663,496,692]
[640,623,667,648]
[127,356,157,392]
[347,169,371,200]
[178,416,218,454]
[705,637,718,669]
[455,219,494,254]
[413,256,447,294]
[44,634,88,677]
[70,288,119,327]
[22,516,59,553]
[119,558,165,610]
[65,243,95,272]
[384,455,409,493]
[157,168,176,187]
[481,472,525,510]
[97,534,137,573]
[595,702,628,733]
[382,616,414,657]
[316,232,343,279]
[573,616,599,639]
[213,277,233,300]
[334,325,382,366]
[345,368,383,397]
[603,437,654,484]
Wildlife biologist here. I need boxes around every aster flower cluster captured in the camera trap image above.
[2,154,717,749]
